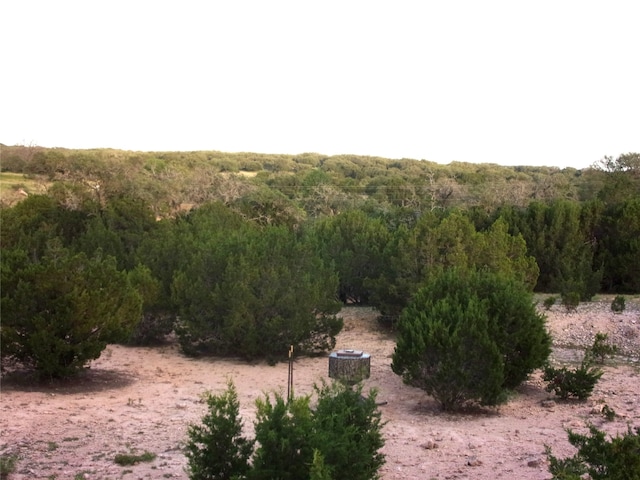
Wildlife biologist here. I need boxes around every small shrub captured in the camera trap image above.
[546,424,640,480]
[601,404,616,421]
[184,380,252,480]
[251,393,314,479]
[114,451,156,466]
[611,295,626,314]
[0,454,18,477]
[561,291,580,312]
[543,296,557,310]
[585,333,618,364]
[543,361,603,400]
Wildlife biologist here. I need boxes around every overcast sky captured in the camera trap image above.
[2,1,638,169]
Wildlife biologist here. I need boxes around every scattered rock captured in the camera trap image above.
[467,456,483,467]
[527,458,543,468]
[421,439,438,450]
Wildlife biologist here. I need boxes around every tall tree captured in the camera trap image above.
[0,194,89,258]
[477,217,539,290]
[594,152,640,205]
[598,198,640,292]
[74,196,158,280]
[173,224,342,360]
[515,200,601,298]
[309,210,391,304]
[367,210,538,324]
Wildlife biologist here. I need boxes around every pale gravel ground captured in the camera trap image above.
[1,299,639,480]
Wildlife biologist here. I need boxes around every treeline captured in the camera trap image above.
[3,145,633,217]
[1,147,638,376]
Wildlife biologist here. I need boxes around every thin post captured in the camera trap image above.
[287,345,294,403]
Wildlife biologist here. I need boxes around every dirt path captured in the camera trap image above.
[1,301,639,479]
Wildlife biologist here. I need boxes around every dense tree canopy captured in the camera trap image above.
[172,219,342,360]
[1,147,638,378]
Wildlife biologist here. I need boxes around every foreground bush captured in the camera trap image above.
[185,380,385,480]
[310,381,385,480]
[250,393,314,479]
[392,269,551,410]
[546,424,640,479]
[184,380,253,480]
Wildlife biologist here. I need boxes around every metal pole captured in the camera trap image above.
[287,345,294,403]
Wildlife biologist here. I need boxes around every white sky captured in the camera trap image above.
[1,1,638,169]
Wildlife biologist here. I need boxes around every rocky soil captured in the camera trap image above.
[1,297,639,480]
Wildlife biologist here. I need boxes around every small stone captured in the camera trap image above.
[467,457,483,467]
[421,439,438,450]
[541,399,556,408]
[527,459,542,468]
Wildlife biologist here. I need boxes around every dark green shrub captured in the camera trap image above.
[185,380,253,480]
[250,393,314,480]
[546,424,640,480]
[173,224,342,360]
[250,382,385,480]
[392,269,551,410]
[393,294,505,410]
[543,296,557,310]
[114,451,156,466]
[611,295,626,313]
[311,381,385,480]
[601,404,616,421]
[542,361,603,400]
[0,243,142,378]
[127,312,175,345]
[0,454,18,477]
[561,291,581,312]
[585,333,618,364]
[126,264,174,345]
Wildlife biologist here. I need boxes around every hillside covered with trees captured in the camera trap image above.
[1,145,639,378]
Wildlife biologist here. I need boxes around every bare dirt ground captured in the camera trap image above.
[2,298,639,480]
